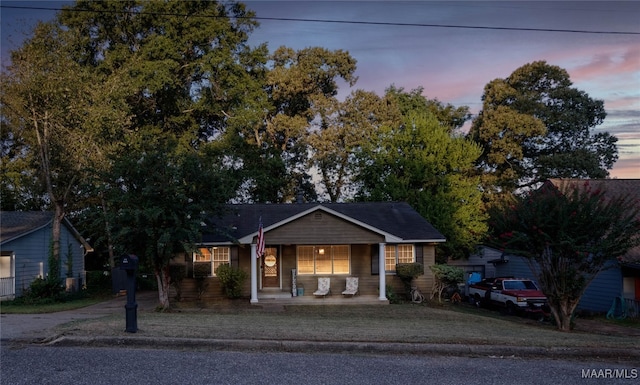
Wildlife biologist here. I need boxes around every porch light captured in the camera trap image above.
[318,248,325,255]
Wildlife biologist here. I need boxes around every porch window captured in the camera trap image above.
[384,244,415,273]
[194,247,230,277]
[297,245,350,275]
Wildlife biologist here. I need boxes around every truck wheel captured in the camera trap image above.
[505,302,518,316]
[473,294,482,308]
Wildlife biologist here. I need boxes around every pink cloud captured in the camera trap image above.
[572,50,640,80]
[610,156,640,179]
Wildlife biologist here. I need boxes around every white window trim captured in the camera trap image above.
[384,244,416,274]
[194,246,230,277]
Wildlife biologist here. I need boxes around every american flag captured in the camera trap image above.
[256,218,265,258]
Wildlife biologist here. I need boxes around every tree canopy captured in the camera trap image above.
[469,61,617,205]
[354,89,486,260]
[489,180,640,330]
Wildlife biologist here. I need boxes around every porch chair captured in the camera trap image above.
[313,277,331,298]
[341,277,359,297]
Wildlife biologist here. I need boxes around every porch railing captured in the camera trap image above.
[0,276,15,299]
[624,297,639,319]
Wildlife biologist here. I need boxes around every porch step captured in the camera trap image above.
[258,290,293,300]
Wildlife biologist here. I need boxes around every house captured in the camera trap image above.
[171,202,446,303]
[0,211,93,300]
[447,245,505,297]
[460,179,640,316]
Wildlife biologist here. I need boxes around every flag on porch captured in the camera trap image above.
[256,218,265,258]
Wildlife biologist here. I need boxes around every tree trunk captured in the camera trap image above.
[155,267,171,311]
[50,203,65,280]
[101,195,116,269]
[548,298,579,331]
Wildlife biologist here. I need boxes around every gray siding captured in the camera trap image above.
[580,263,622,313]
[8,226,50,296]
[494,254,535,280]
[448,246,499,279]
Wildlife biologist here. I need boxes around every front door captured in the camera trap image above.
[262,247,279,288]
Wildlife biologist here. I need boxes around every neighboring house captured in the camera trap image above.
[0,211,93,300]
[447,245,505,296]
[458,179,640,315]
[171,202,446,303]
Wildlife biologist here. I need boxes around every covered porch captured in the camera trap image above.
[257,288,388,305]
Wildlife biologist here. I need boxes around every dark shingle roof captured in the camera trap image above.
[202,202,445,244]
[0,211,93,251]
[548,179,640,208]
[0,211,54,244]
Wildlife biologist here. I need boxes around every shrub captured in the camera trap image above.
[429,264,464,302]
[20,277,64,304]
[215,264,247,299]
[137,272,157,291]
[396,263,424,298]
[385,284,400,304]
[85,270,111,295]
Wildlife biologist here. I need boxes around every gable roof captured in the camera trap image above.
[202,202,446,244]
[0,211,93,252]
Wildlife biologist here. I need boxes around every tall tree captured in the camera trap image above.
[308,89,400,202]
[489,180,640,331]
[104,135,238,310]
[55,0,266,304]
[0,22,124,267]
[354,109,486,260]
[239,46,358,202]
[469,61,617,206]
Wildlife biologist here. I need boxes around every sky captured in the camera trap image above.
[1,1,639,179]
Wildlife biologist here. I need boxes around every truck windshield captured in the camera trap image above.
[503,280,538,290]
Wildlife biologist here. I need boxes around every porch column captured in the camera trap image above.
[378,242,387,301]
[250,243,258,303]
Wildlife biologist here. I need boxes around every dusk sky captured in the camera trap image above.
[2,1,638,178]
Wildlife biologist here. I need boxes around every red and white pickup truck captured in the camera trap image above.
[468,277,549,316]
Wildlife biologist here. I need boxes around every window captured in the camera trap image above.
[194,247,230,276]
[384,244,415,273]
[297,245,350,275]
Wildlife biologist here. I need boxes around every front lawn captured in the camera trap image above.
[1,294,110,314]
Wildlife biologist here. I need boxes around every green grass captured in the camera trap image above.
[4,292,638,350]
[594,314,640,329]
[50,300,640,349]
[0,294,110,314]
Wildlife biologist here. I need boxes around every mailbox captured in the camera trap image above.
[120,254,138,271]
[119,253,138,333]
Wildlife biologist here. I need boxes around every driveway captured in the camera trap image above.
[0,291,158,341]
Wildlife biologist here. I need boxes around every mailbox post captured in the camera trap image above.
[120,254,138,333]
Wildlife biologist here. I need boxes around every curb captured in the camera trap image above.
[42,336,640,361]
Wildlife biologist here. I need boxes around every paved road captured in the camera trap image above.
[2,345,638,385]
[0,291,158,341]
